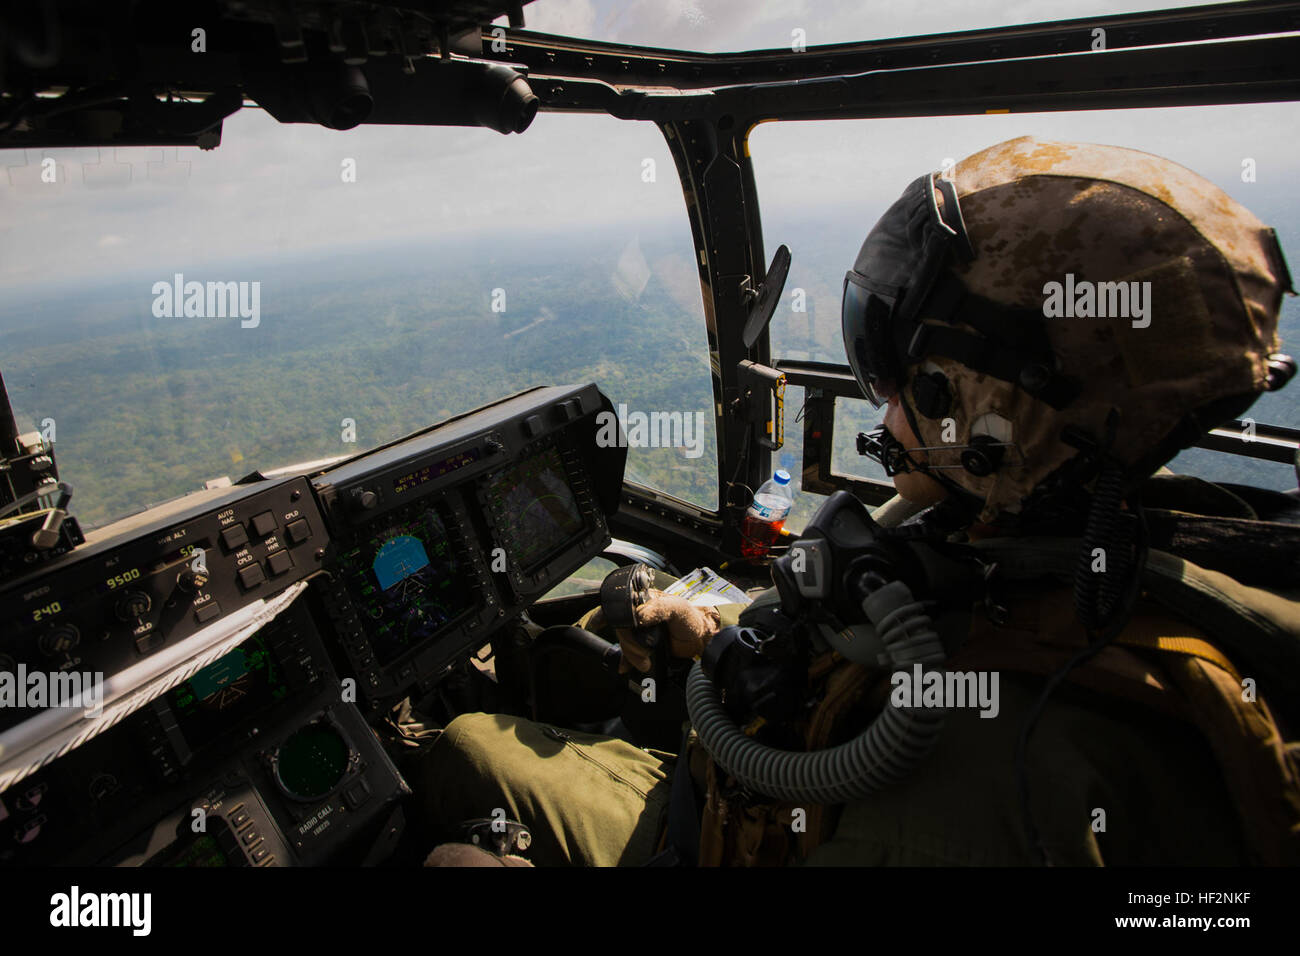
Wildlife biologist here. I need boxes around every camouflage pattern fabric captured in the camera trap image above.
[909,136,1290,523]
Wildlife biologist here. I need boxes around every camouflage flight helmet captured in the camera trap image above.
[844,135,1296,525]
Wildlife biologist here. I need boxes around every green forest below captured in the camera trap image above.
[2,228,720,530]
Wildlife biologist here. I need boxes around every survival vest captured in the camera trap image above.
[699,488,1300,866]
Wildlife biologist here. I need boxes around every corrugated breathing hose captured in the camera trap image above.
[686,578,947,804]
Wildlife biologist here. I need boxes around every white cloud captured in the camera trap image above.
[515,0,599,38]
[520,0,1219,52]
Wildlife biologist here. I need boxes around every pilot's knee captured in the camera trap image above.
[409,713,519,826]
[424,843,533,867]
[435,712,523,768]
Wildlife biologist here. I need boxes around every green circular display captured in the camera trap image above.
[275,724,349,801]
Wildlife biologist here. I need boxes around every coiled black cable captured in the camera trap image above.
[1073,460,1129,631]
[1014,494,1150,864]
[1014,408,1155,864]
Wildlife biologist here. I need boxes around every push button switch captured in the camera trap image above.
[266,550,293,576]
[285,518,311,544]
[344,779,372,810]
[238,563,266,590]
[251,512,277,537]
[135,632,164,654]
[221,524,248,550]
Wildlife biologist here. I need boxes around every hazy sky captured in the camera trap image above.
[0,0,1289,291]
[521,0,1235,51]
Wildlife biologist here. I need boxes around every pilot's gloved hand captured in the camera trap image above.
[617,591,721,675]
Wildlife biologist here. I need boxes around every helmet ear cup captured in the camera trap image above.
[911,371,952,419]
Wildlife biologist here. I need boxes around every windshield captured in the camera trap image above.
[520,0,1225,50]
[0,109,719,529]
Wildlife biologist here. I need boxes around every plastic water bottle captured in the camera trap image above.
[741,470,794,560]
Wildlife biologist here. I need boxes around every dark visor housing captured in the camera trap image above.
[841,171,1079,411]
[841,173,972,408]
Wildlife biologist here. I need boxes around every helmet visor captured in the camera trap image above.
[841,172,974,409]
[842,270,901,408]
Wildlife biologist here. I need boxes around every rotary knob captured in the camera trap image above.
[116,590,152,621]
[38,624,80,656]
[177,568,209,594]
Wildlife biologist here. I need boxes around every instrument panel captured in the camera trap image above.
[0,383,627,865]
[0,476,327,736]
[312,383,623,707]
[0,599,406,867]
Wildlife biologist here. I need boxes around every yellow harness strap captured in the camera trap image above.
[1112,629,1241,679]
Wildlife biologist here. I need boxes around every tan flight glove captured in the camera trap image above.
[616,590,722,675]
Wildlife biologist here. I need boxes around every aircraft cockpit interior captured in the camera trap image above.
[1,0,1298,913]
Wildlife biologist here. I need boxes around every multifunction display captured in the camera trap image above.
[486,448,587,572]
[334,503,476,667]
[166,633,289,754]
[311,384,621,706]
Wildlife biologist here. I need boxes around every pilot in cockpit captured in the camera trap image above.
[410,137,1300,867]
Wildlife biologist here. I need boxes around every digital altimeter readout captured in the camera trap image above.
[392,447,483,495]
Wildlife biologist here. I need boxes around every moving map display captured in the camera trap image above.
[487,448,587,572]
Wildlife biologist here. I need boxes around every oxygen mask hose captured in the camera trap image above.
[686,576,947,805]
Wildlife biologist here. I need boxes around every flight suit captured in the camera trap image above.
[412,583,1267,866]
